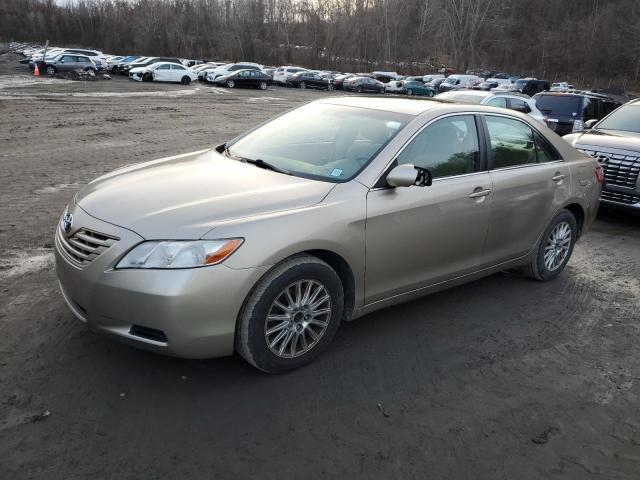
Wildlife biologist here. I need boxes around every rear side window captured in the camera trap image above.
[509,98,531,113]
[485,116,536,168]
[486,116,560,167]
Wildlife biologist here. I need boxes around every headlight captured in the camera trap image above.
[115,239,243,269]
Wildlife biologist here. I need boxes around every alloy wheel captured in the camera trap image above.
[543,221,572,271]
[264,280,331,358]
[227,80,234,88]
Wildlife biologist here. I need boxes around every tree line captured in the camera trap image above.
[2,0,639,91]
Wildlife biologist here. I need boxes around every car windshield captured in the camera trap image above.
[535,95,583,116]
[437,92,484,104]
[596,105,640,133]
[227,103,411,182]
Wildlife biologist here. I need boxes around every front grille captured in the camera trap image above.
[601,190,640,205]
[580,149,640,188]
[56,227,118,268]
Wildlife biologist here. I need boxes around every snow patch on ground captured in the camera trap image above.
[34,183,83,194]
[0,249,55,280]
[0,74,73,89]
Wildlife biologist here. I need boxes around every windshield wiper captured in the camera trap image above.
[243,158,292,175]
[219,144,291,175]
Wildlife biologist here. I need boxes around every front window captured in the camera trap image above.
[596,105,640,133]
[396,115,479,178]
[227,103,410,182]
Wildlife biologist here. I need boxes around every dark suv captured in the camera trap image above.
[564,99,640,212]
[513,79,550,96]
[534,91,621,136]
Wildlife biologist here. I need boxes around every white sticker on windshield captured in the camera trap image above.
[386,121,402,130]
[330,168,343,177]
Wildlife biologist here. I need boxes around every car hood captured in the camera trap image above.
[129,66,150,74]
[564,129,640,154]
[76,149,336,239]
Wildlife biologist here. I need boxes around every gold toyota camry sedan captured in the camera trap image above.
[55,97,602,373]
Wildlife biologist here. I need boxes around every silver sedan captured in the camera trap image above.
[55,97,601,373]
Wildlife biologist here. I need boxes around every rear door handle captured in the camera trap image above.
[552,173,566,182]
[468,189,492,199]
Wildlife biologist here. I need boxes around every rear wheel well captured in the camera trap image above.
[305,250,355,321]
[564,203,585,238]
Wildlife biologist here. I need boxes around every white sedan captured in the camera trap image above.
[129,62,198,84]
[436,90,547,125]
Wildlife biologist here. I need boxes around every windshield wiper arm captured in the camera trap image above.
[220,145,292,175]
[243,158,292,175]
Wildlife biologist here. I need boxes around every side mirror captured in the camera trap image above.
[387,164,432,188]
[584,119,598,130]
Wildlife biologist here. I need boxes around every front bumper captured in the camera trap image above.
[54,205,269,359]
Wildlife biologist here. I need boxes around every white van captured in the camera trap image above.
[438,74,482,92]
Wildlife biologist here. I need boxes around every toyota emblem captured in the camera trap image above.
[62,212,73,233]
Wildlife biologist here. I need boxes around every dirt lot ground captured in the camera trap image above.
[1,53,639,479]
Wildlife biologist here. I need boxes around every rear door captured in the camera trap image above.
[170,64,187,82]
[365,114,492,302]
[480,114,570,264]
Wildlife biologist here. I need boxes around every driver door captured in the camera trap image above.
[365,115,492,303]
[154,64,171,81]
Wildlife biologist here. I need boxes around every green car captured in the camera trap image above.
[403,80,436,97]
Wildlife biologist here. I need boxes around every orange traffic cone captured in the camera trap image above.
[34,63,40,76]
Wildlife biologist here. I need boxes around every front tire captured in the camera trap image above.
[524,209,577,281]
[356,86,363,93]
[142,72,152,82]
[181,76,191,85]
[299,81,306,89]
[407,88,413,96]
[236,255,344,373]
[46,66,56,76]
[227,80,235,88]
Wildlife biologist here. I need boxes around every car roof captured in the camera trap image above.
[536,91,613,100]
[315,96,448,115]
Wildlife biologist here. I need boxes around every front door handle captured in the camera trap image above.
[468,189,492,199]
[552,173,566,182]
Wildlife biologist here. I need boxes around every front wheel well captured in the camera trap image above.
[304,250,355,321]
[564,203,585,238]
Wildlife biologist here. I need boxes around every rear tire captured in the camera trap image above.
[356,86,363,93]
[236,255,344,373]
[327,83,334,91]
[407,89,414,95]
[259,81,267,90]
[523,209,577,281]
[299,81,306,89]
[181,76,191,85]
